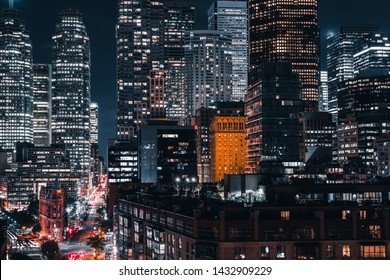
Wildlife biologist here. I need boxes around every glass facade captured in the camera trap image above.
[90,102,98,145]
[32,64,51,147]
[107,139,138,184]
[139,120,197,184]
[163,3,195,124]
[337,75,390,123]
[208,1,248,102]
[51,10,91,177]
[249,0,319,112]
[116,0,163,140]
[326,25,378,121]
[319,71,329,112]
[184,31,233,116]
[0,8,33,155]
[354,33,390,75]
[245,62,304,175]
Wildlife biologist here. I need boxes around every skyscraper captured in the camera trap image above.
[116,0,163,140]
[163,2,195,124]
[32,64,51,147]
[139,120,197,184]
[245,62,304,175]
[90,102,98,145]
[51,10,91,176]
[90,101,99,181]
[353,32,390,75]
[319,71,329,112]
[0,8,33,156]
[149,70,166,119]
[337,73,390,123]
[326,25,378,121]
[208,1,248,101]
[249,0,320,112]
[185,31,233,116]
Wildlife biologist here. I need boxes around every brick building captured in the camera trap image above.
[39,180,65,241]
[115,183,390,260]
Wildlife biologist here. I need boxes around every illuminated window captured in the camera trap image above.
[260,246,270,259]
[276,246,286,259]
[342,245,351,259]
[342,210,351,220]
[360,245,386,258]
[281,210,290,220]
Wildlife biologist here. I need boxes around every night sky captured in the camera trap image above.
[1,0,389,158]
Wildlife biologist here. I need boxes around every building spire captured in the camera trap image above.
[9,0,13,9]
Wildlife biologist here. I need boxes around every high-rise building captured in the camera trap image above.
[319,71,329,112]
[149,70,166,119]
[301,112,335,164]
[0,8,33,156]
[354,33,390,75]
[326,25,378,121]
[245,62,304,175]
[185,31,233,117]
[208,1,248,101]
[90,102,99,179]
[90,102,98,145]
[337,72,390,123]
[51,10,91,177]
[107,139,138,184]
[4,143,80,209]
[249,0,319,112]
[337,110,390,169]
[337,116,359,163]
[116,0,163,140]
[374,135,390,177]
[163,2,195,124]
[356,111,390,169]
[139,120,197,184]
[195,107,214,183]
[33,64,52,147]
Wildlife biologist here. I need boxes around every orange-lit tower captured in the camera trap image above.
[210,116,246,182]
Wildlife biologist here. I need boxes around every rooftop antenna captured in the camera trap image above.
[9,0,14,8]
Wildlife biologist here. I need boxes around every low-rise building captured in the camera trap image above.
[115,183,390,260]
[39,180,65,241]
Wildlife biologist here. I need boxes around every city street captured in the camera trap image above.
[6,184,110,260]
[60,189,105,260]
